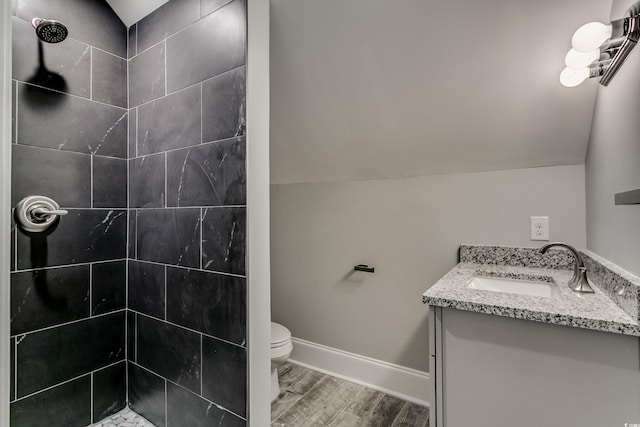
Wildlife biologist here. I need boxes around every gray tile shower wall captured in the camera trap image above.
[126,0,248,425]
[10,1,128,426]
[10,0,248,425]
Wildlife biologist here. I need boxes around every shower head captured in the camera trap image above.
[31,18,68,43]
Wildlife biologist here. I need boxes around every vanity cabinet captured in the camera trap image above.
[428,307,640,427]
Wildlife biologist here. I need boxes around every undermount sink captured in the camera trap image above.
[467,276,557,298]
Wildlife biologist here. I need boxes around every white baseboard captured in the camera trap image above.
[288,337,430,407]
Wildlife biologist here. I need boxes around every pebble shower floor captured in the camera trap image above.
[91,408,155,427]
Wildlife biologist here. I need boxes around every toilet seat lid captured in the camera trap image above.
[271,322,291,347]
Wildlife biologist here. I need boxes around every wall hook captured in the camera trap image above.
[354,264,375,273]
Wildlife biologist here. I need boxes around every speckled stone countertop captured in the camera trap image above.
[422,245,640,337]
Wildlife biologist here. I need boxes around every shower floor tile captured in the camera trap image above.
[91,407,156,427]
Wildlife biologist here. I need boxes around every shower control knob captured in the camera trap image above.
[14,195,68,233]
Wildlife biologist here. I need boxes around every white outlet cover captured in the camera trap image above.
[530,216,549,241]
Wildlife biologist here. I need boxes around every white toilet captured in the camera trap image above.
[270,322,293,402]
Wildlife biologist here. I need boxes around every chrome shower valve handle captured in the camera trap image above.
[14,195,68,233]
[31,207,69,220]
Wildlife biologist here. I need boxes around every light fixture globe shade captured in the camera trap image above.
[571,22,612,52]
[560,67,589,87]
[565,48,599,69]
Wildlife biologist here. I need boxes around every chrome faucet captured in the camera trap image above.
[538,243,594,293]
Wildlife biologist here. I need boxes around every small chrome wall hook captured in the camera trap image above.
[14,195,68,233]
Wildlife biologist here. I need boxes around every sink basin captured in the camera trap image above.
[467,276,557,298]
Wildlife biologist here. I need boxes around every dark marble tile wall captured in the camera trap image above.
[127,0,248,424]
[10,1,128,425]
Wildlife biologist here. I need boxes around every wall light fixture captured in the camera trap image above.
[560,1,640,87]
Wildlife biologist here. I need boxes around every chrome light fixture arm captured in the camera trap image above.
[562,1,640,87]
[597,8,640,86]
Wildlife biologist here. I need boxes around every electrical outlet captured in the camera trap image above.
[530,216,549,241]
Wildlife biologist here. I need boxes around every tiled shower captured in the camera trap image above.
[9,0,248,425]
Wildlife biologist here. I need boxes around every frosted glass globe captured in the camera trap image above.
[560,67,589,87]
[571,22,612,52]
[565,49,599,69]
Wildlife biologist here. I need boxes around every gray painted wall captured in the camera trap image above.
[586,0,640,277]
[271,165,587,371]
[269,0,610,185]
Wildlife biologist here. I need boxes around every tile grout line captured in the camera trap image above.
[164,1,233,48]
[134,209,137,259]
[13,228,17,271]
[115,258,247,279]
[125,24,138,407]
[12,257,246,279]
[135,107,138,157]
[12,143,128,160]
[126,27,131,393]
[164,266,167,320]
[89,264,93,317]
[200,334,203,394]
[164,379,168,425]
[15,81,128,111]
[90,372,94,424]
[131,134,246,158]
[91,44,126,61]
[14,81,18,143]
[90,155,94,208]
[131,63,245,110]
[10,309,126,339]
[13,359,126,404]
[13,339,17,402]
[84,205,246,210]
[134,313,137,363]
[90,47,93,100]
[128,360,247,422]
[129,310,138,363]
[200,208,203,270]
[13,258,128,274]
[131,310,246,349]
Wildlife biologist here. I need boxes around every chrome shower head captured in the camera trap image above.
[31,18,68,43]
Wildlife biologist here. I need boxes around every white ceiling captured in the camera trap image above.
[270,0,614,184]
[106,0,169,27]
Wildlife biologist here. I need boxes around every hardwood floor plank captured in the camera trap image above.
[307,380,364,426]
[271,390,303,422]
[365,394,406,427]
[288,369,326,395]
[278,362,309,387]
[344,388,385,416]
[277,376,363,426]
[271,363,430,427]
[391,402,430,427]
[327,388,384,426]
[325,411,361,426]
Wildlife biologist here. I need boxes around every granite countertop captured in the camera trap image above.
[422,246,640,337]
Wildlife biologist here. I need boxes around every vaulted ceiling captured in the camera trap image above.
[106,0,169,27]
[270,0,613,184]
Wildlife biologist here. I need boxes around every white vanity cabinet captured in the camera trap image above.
[428,307,640,427]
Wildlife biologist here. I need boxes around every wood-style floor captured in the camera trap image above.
[271,362,430,426]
